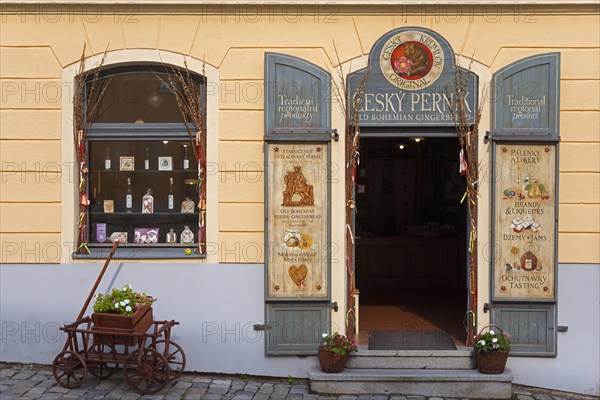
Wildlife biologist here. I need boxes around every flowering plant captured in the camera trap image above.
[93,284,156,316]
[473,326,511,352]
[319,332,358,357]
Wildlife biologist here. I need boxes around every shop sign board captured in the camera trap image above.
[265,142,330,300]
[491,53,560,141]
[264,53,331,137]
[492,143,558,301]
[348,27,478,127]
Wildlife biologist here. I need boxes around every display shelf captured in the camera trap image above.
[90,212,199,222]
[86,138,202,255]
[96,170,197,174]
[90,243,197,248]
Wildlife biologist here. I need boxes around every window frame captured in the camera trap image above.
[72,65,207,260]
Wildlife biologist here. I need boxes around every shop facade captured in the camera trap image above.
[0,1,599,396]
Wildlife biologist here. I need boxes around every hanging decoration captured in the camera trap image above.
[447,63,485,346]
[332,41,371,339]
[73,45,111,255]
[158,60,208,255]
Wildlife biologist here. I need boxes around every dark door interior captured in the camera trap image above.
[355,137,468,343]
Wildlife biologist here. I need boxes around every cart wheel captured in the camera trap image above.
[154,340,186,379]
[88,343,119,379]
[123,348,170,395]
[52,351,87,389]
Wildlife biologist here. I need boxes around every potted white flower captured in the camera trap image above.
[473,324,512,374]
[92,284,156,345]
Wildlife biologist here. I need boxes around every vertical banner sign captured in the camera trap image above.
[493,143,557,301]
[491,53,560,304]
[266,143,329,299]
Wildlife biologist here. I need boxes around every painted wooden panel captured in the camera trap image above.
[265,143,329,300]
[265,303,330,355]
[491,304,556,357]
[491,53,560,140]
[264,53,331,135]
[492,143,557,301]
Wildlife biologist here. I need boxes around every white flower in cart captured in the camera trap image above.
[114,303,119,308]
[489,330,495,335]
[492,338,498,343]
[478,340,485,345]
[322,333,328,338]
[124,299,130,304]
[125,306,132,312]
[120,301,126,306]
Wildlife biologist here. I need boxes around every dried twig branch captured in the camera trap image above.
[155,56,208,254]
[446,61,486,346]
[330,42,371,339]
[73,44,111,254]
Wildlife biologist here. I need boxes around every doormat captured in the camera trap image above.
[369,330,457,350]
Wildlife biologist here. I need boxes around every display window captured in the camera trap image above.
[79,65,206,258]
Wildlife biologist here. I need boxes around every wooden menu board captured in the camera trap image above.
[493,143,557,301]
[265,143,329,300]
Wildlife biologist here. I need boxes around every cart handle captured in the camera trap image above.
[60,317,92,330]
[76,242,119,321]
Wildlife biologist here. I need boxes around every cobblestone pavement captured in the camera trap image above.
[1,363,597,400]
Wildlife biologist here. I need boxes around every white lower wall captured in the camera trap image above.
[0,262,316,377]
[506,263,600,396]
[1,262,599,395]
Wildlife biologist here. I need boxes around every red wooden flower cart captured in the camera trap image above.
[52,243,186,395]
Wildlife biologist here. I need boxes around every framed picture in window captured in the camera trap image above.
[120,156,135,171]
[158,156,173,171]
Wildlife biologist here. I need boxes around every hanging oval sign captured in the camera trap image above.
[380,30,445,91]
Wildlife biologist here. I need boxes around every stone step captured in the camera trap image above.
[309,367,513,399]
[347,348,475,370]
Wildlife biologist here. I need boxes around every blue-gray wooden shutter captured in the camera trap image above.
[490,304,557,357]
[265,303,330,355]
[263,53,332,355]
[264,53,331,137]
[491,53,560,141]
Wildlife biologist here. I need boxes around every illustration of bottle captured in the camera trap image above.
[168,177,174,211]
[142,188,154,214]
[126,178,133,213]
[145,147,150,170]
[105,148,111,170]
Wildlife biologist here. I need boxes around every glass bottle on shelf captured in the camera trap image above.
[145,147,150,170]
[166,228,177,244]
[168,177,174,211]
[126,178,133,213]
[180,225,194,244]
[105,148,111,170]
[142,188,154,214]
[183,145,189,170]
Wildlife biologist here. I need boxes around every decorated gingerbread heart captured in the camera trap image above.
[288,264,308,288]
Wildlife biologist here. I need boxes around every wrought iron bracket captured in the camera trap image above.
[253,324,272,331]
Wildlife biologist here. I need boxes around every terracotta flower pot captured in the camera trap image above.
[318,348,349,373]
[476,350,509,374]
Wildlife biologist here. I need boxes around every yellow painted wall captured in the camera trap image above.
[1,5,598,266]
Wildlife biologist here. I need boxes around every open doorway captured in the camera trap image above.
[355,137,468,348]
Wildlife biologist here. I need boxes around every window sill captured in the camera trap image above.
[72,246,206,260]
